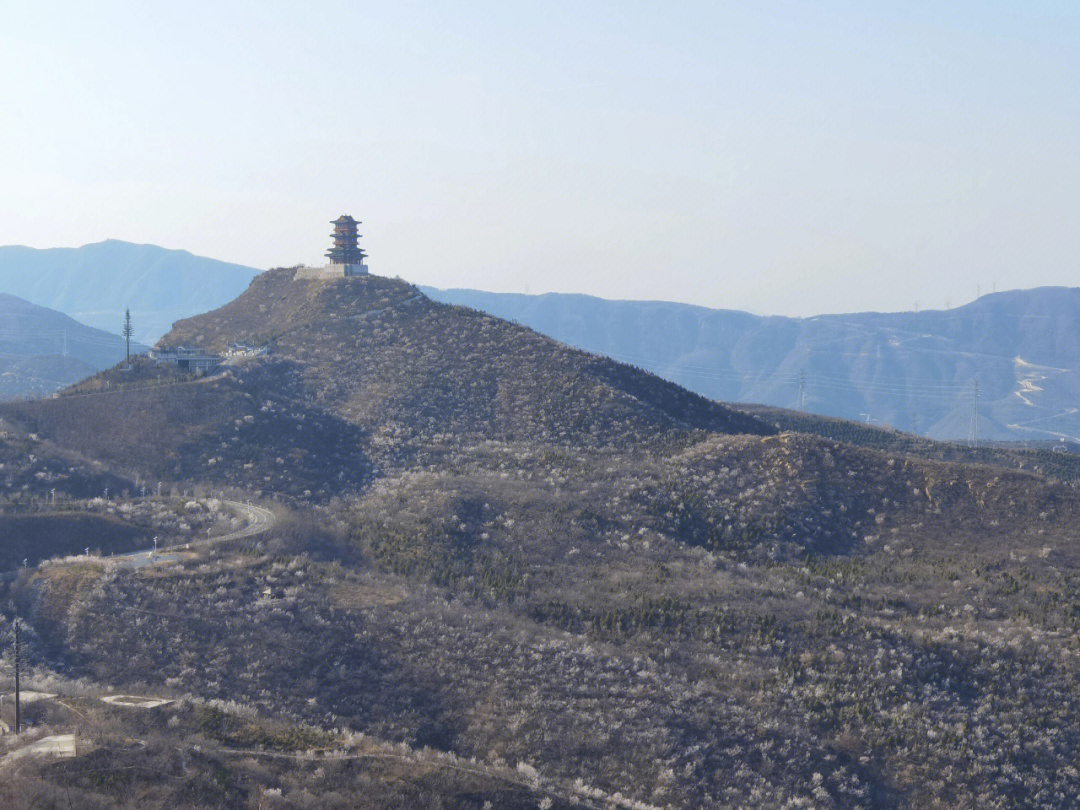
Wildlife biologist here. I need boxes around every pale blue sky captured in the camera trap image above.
[1,2,1077,315]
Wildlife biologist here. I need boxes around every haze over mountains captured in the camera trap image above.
[4,240,1080,442]
[426,286,1080,443]
[0,294,140,399]
[0,240,259,342]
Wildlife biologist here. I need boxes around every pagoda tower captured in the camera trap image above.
[294,215,371,280]
[325,214,368,273]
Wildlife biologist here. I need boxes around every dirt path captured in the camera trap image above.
[1,734,77,765]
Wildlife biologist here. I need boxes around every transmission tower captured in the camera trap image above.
[968,376,980,449]
[122,308,134,368]
[796,370,807,410]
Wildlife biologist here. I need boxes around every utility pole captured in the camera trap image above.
[14,617,21,735]
[796,370,807,410]
[122,308,134,368]
[969,376,980,449]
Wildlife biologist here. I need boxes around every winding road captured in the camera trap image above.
[118,499,276,569]
[0,499,276,581]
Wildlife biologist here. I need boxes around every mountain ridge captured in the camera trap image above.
[424,284,1080,441]
[0,240,260,342]
[0,293,144,399]
[4,239,1080,442]
[1,271,771,499]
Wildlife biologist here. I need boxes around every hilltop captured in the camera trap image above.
[0,271,767,500]
[6,237,1080,442]
[426,285,1080,442]
[163,270,769,445]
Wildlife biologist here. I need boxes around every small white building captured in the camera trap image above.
[149,346,223,372]
[225,342,268,358]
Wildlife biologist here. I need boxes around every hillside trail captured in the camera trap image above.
[345,292,422,322]
[10,367,231,406]
[0,734,76,765]
[0,500,273,751]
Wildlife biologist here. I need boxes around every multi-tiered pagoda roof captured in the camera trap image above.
[325,214,368,265]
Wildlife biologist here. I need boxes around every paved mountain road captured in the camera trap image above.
[118,499,276,569]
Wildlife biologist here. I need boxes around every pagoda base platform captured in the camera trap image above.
[294,263,369,280]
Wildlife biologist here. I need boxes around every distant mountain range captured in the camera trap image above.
[0,293,143,399]
[425,286,1080,442]
[0,240,259,342]
[3,240,1080,441]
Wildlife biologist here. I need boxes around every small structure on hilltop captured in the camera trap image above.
[295,214,370,280]
[225,342,268,358]
[148,346,223,373]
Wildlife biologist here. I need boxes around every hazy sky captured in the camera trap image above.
[2,2,1078,316]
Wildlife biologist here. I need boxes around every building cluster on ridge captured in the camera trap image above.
[153,216,366,367]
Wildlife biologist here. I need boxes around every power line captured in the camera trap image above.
[600,349,981,389]
[600,351,983,399]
